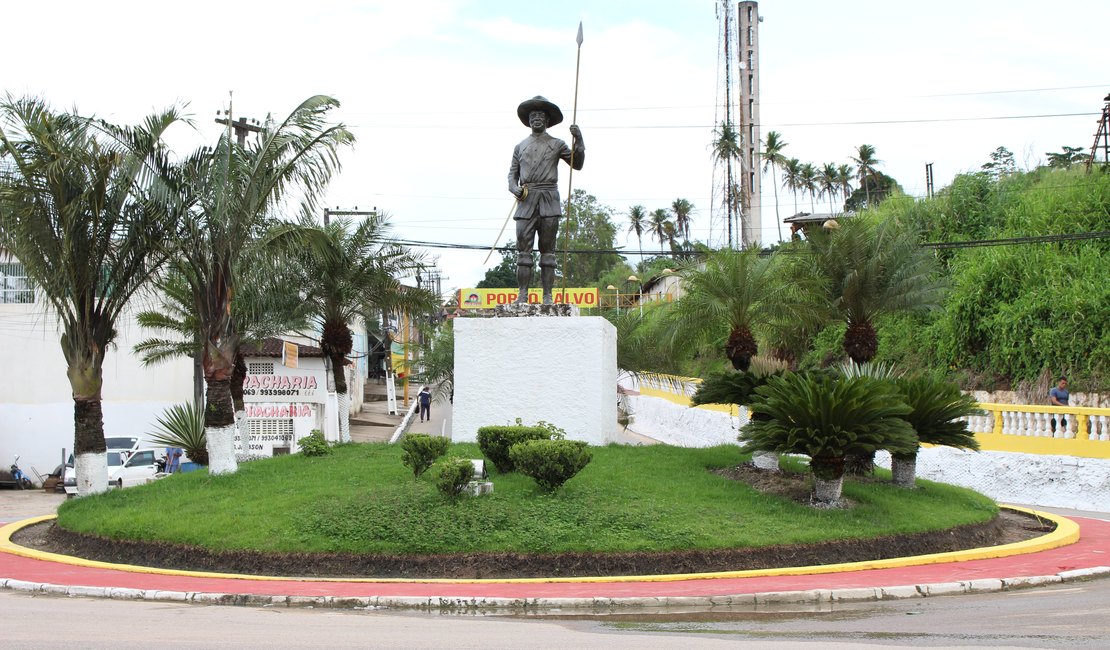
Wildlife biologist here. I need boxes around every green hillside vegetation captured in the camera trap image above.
[619,166,1108,393]
[55,443,996,555]
[864,166,1109,390]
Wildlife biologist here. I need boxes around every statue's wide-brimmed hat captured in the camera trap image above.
[517,96,563,127]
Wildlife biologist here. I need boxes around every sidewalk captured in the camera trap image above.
[2,489,1107,611]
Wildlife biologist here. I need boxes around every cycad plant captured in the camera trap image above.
[891,375,982,488]
[740,371,916,505]
[692,366,784,470]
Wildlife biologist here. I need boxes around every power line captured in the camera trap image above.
[348,111,1099,131]
[385,230,1110,256]
[336,84,1110,117]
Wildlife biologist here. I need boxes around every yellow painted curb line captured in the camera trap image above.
[0,505,1079,586]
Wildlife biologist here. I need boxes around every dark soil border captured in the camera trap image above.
[13,509,1053,580]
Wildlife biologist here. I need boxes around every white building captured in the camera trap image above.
[0,255,367,479]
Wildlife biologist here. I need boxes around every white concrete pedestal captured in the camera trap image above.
[453,315,617,445]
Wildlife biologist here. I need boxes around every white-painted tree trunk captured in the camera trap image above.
[891,455,917,488]
[338,391,351,443]
[813,475,844,505]
[75,452,108,496]
[207,424,239,475]
[752,451,780,471]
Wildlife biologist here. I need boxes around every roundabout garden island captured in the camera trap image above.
[31,438,1049,580]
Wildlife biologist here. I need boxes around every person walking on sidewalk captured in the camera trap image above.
[1049,376,1069,434]
[418,386,432,422]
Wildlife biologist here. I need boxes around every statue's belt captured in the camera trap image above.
[520,182,557,192]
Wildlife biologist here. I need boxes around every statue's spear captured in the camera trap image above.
[560,22,584,294]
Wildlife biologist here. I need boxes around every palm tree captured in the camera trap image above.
[740,372,916,504]
[648,208,672,248]
[627,205,647,260]
[712,121,742,245]
[851,144,881,208]
[799,163,819,213]
[806,215,946,364]
[0,96,183,495]
[819,163,839,212]
[835,163,854,210]
[134,257,313,442]
[664,248,808,372]
[891,375,982,488]
[168,96,354,475]
[292,214,437,442]
[670,198,694,242]
[781,157,803,215]
[662,221,678,250]
[760,131,788,241]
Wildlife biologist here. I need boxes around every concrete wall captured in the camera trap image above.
[453,315,617,445]
[624,381,1110,511]
[875,448,1110,512]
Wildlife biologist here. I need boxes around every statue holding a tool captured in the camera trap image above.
[507,95,585,305]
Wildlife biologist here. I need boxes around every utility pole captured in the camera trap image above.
[323,206,378,226]
[215,112,263,146]
[925,163,935,199]
[1086,92,1110,172]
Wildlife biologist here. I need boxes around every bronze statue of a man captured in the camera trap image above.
[508,96,585,304]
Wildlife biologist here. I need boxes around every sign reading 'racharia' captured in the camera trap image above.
[458,288,598,309]
[242,374,322,402]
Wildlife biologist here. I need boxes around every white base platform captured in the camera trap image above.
[453,315,618,445]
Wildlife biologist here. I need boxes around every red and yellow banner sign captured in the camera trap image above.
[458,288,599,309]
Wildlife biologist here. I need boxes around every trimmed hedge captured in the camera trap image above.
[436,457,476,498]
[509,439,592,491]
[476,425,551,473]
[400,434,449,477]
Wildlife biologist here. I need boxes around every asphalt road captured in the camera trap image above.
[4,580,1110,649]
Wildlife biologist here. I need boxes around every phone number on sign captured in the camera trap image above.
[243,389,306,396]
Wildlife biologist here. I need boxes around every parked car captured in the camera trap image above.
[107,448,165,489]
[63,437,144,496]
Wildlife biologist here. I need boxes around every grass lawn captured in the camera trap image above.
[55,442,998,555]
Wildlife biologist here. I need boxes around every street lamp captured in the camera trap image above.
[606,284,618,314]
[627,275,642,317]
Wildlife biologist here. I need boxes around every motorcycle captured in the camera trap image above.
[10,455,33,490]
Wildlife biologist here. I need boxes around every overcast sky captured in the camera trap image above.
[5,0,1107,292]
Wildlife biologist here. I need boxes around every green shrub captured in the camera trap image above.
[436,457,476,498]
[740,371,917,480]
[147,402,208,466]
[476,425,551,473]
[509,439,592,491]
[298,429,330,457]
[400,433,449,477]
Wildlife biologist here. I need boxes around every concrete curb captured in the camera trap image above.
[3,567,1108,612]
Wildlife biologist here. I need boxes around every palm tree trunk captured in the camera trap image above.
[330,353,351,443]
[725,326,758,371]
[813,475,844,505]
[65,330,109,496]
[810,456,845,505]
[891,453,917,488]
[771,168,782,241]
[203,335,240,475]
[843,319,878,364]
